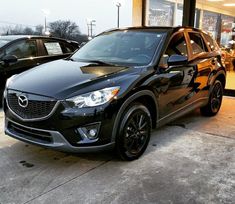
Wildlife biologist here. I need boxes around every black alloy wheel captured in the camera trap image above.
[200,80,223,116]
[116,103,152,161]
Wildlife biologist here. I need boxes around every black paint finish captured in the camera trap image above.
[3,27,226,152]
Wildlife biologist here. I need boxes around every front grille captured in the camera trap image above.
[7,90,57,120]
[8,121,53,143]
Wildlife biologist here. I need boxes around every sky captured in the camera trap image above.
[0,0,133,35]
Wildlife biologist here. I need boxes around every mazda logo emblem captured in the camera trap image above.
[18,94,28,108]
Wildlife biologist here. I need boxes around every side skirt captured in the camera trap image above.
[156,97,209,128]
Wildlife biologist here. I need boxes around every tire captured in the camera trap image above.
[200,80,223,116]
[115,103,152,161]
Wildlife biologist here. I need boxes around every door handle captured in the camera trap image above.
[211,59,216,65]
[188,69,195,76]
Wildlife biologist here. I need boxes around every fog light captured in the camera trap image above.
[77,122,100,141]
[88,129,97,138]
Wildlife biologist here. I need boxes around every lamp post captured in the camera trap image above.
[42,9,50,35]
[86,19,96,39]
[116,2,121,28]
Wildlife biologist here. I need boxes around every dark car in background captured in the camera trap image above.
[3,27,226,160]
[0,35,79,87]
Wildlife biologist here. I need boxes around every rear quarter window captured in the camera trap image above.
[203,33,220,52]
[188,32,208,55]
[61,42,76,53]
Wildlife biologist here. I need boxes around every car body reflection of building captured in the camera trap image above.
[132,0,235,92]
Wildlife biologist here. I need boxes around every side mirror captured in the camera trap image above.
[167,54,188,66]
[1,55,18,64]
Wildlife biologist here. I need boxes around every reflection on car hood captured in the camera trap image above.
[8,59,131,99]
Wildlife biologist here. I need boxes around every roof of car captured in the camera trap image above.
[0,35,47,40]
[102,26,204,34]
[0,35,78,44]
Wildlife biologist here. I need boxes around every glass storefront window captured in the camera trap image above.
[202,11,219,40]
[220,15,234,47]
[147,0,184,27]
[146,0,235,91]
[148,0,174,26]
[175,4,183,26]
[194,9,200,28]
[197,1,235,90]
[218,15,235,91]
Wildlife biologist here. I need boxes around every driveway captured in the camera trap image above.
[0,97,234,204]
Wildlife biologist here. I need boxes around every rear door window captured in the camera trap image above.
[42,40,63,55]
[188,32,208,55]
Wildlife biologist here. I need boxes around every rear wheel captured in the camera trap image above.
[200,80,223,116]
[115,103,152,161]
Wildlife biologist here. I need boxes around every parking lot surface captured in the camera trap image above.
[0,97,234,204]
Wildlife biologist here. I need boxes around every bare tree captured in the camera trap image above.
[49,20,81,39]
[35,25,44,35]
[8,25,24,35]
[1,25,35,35]
[0,20,88,44]
[0,26,12,35]
[22,27,34,35]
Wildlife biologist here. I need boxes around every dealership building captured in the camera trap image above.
[132,0,235,93]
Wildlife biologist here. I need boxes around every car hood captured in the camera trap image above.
[8,59,136,99]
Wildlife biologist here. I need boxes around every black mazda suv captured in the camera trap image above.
[3,27,226,160]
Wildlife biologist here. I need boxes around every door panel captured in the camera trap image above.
[156,31,197,118]
[4,58,37,76]
[193,58,214,98]
[187,32,214,99]
[156,65,196,118]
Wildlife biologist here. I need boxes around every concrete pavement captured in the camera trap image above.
[0,97,234,204]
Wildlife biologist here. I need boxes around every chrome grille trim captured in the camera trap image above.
[6,90,60,121]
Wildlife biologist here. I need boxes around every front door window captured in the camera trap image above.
[5,40,37,59]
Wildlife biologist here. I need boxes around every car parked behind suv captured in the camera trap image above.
[0,35,79,87]
[3,27,226,160]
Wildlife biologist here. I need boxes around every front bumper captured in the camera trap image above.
[5,118,115,152]
[4,93,121,152]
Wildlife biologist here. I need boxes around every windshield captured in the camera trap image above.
[0,39,11,48]
[71,30,165,66]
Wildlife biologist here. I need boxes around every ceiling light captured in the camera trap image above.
[224,3,235,6]
[207,0,223,2]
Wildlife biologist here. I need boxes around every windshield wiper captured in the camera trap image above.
[74,58,118,66]
[87,60,119,66]
[67,58,74,61]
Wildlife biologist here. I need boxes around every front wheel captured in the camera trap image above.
[200,80,223,116]
[115,103,152,161]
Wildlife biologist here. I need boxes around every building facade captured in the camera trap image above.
[133,0,235,91]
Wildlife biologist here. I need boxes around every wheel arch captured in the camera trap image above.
[208,70,226,91]
[111,90,158,142]
[215,73,226,89]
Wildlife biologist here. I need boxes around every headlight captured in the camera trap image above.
[67,86,120,108]
[5,74,17,88]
